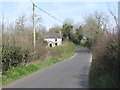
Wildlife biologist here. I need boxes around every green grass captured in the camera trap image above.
[93,75,118,88]
[2,52,76,85]
[0,75,2,86]
[90,59,118,88]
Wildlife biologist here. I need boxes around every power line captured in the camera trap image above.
[31,0,63,24]
[35,5,63,23]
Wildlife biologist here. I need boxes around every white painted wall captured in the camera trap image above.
[45,38,62,47]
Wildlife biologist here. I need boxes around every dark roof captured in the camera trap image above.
[44,33,62,38]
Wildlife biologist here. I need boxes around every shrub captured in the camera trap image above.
[91,34,119,87]
[2,45,30,73]
[90,60,118,88]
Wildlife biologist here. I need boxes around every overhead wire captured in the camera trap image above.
[31,0,63,24]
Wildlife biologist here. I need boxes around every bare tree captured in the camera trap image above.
[82,11,109,45]
[107,1,120,34]
[16,15,27,31]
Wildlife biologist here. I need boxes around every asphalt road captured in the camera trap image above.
[3,46,92,88]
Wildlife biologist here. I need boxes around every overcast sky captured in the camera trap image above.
[1,0,118,30]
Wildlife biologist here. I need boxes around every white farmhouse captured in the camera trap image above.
[44,33,62,47]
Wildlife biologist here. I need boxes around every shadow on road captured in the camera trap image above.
[74,46,91,88]
[74,66,90,88]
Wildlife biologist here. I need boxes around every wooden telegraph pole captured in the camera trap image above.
[32,3,36,52]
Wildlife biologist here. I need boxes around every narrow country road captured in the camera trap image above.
[3,46,92,88]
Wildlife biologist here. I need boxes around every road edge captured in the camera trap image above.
[88,53,93,88]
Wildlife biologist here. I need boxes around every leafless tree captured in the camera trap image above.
[83,11,109,45]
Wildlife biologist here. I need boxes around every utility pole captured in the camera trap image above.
[32,3,36,51]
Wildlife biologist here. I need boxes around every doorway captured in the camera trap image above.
[55,43,57,46]
[49,44,52,47]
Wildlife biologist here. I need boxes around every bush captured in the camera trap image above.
[2,45,30,73]
[91,34,119,88]
[90,60,118,88]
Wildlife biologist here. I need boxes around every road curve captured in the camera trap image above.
[3,46,92,88]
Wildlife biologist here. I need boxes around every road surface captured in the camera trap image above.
[3,46,92,88]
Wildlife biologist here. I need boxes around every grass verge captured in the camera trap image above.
[2,52,76,85]
[90,59,118,88]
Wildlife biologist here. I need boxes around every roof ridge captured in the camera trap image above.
[44,33,62,38]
